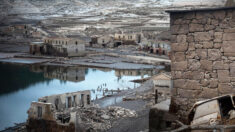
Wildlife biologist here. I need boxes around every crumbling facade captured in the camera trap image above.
[29,42,44,55]
[27,90,91,132]
[97,35,114,47]
[152,41,171,56]
[38,90,91,110]
[27,90,138,132]
[114,33,141,45]
[167,7,235,122]
[90,35,114,48]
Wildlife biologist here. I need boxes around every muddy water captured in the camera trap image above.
[0,63,164,130]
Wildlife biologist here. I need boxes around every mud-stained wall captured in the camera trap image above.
[28,102,55,121]
[168,7,235,122]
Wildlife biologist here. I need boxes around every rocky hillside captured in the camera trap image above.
[0,0,227,17]
[0,0,228,38]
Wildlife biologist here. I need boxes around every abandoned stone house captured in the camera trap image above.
[2,24,29,37]
[30,37,86,57]
[29,42,44,55]
[151,73,172,99]
[27,90,91,132]
[167,7,235,122]
[38,90,91,110]
[152,73,172,88]
[1,24,46,40]
[114,33,141,45]
[90,35,114,48]
[152,41,171,56]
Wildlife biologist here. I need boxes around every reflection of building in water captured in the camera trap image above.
[44,67,85,82]
[115,69,155,78]
[94,68,112,72]
[30,65,85,82]
[29,65,46,73]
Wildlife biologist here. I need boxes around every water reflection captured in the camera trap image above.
[0,63,162,130]
[0,63,51,96]
[115,69,155,78]
[30,65,86,82]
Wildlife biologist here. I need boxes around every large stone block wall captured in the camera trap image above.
[169,8,235,122]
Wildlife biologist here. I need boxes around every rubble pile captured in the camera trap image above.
[75,106,137,131]
[107,106,137,118]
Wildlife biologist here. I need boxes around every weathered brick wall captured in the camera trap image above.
[169,8,235,122]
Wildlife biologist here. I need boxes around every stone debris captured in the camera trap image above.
[101,114,110,120]
[107,106,137,118]
[75,106,137,132]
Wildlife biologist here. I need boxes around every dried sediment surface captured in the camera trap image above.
[0,46,169,69]
[65,56,161,70]
[57,47,170,70]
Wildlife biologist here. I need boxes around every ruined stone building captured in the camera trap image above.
[167,7,235,122]
[152,41,171,56]
[114,33,141,45]
[89,33,141,47]
[90,35,114,48]
[1,24,46,40]
[27,90,91,132]
[30,37,86,57]
[97,35,113,47]
[29,42,44,55]
[152,73,172,88]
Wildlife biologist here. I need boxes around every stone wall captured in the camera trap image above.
[169,7,235,122]
[225,0,235,7]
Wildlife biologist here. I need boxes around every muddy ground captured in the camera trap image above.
[0,43,170,70]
